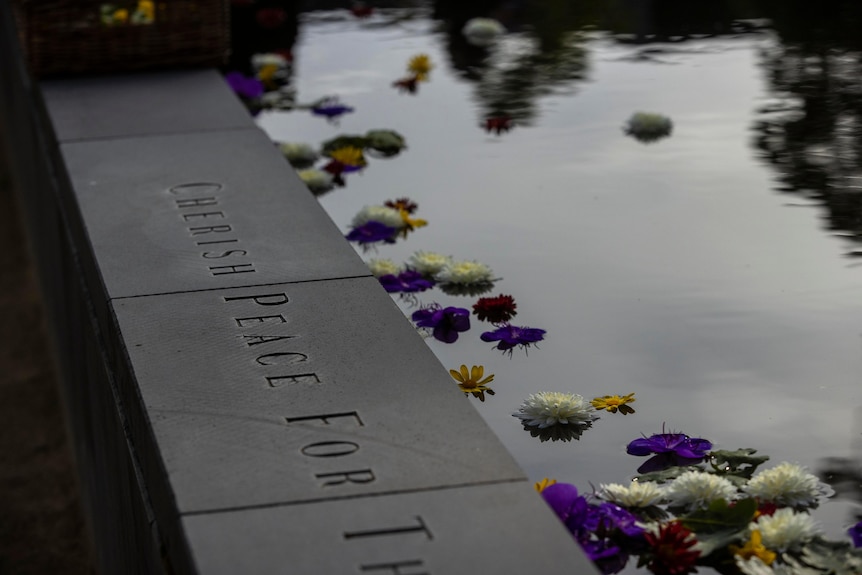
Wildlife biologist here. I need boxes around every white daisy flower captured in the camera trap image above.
[297,169,334,193]
[598,481,664,508]
[408,251,453,276]
[251,53,290,71]
[753,508,821,552]
[625,112,673,142]
[278,142,319,167]
[735,556,779,575]
[665,470,737,510]
[743,462,826,508]
[435,260,494,285]
[462,17,505,47]
[351,205,405,230]
[366,258,401,278]
[513,392,598,429]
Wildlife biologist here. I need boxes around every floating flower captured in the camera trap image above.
[743,462,826,509]
[325,146,367,173]
[393,76,419,94]
[296,169,334,194]
[251,52,290,71]
[407,54,433,81]
[484,114,513,134]
[481,324,546,354]
[407,251,452,276]
[664,470,737,511]
[366,258,402,278]
[753,507,820,552]
[435,260,494,285]
[345,221,397,245]
[384,198,417,214]
[624,112,673,143]
[734,556,776,575]
[729,530,777,566]
[598,481,664,509]
[225,71,264,100]
[643,521,700,575]
[535,478,557,493]
[449,364,495,401]
[591,393,636,414]
[131,0,154,24]
[278,142,319,168]
[378,270,433,293]
[411,305,470,343]
[351,205,405,229]
[462,17,505,47]
[311,97,354,120]
[472,294,517,323]
[513,391,597,429]
[850,520,862,547]
[627,431,712,474]
[542,483,591,534]
[398,210,427,233]
[349,1,373,17]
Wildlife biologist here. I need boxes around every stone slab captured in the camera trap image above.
[40,69,252,142]
[59,128,369,299]
[111,278,526,514]
[182,482,598,574]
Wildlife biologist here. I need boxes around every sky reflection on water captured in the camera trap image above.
[255,5,862,550]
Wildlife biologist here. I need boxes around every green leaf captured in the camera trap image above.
[681,498,757,535]
[634,465,702,484]
[708,448,769,479]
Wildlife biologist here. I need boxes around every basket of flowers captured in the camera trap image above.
[12,0,229,76]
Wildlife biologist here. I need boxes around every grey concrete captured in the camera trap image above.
[111,279,526,514]
[182,482,597,573]
[60,128,370,300]
[41,70,252,142]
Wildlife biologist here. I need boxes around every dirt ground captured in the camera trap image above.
[0,145,95,573]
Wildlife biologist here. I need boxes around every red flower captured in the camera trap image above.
[756,501,778,517]
[350,2,373,17]
[384,198,418,214]
[484,115,512,134]
[643,522,700,575]
[256,8,286,29]
[392,76,419,94]
[472,294,517,323]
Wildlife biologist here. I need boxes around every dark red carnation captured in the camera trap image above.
[472,294,517,323]
[643,522,700,575]
[392,76,419,94]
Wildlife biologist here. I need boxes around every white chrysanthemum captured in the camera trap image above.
[351,205,405,229]
[625,112,673,138]
[735,556,781,575]
[408,251,453,276]
[665,470,737,510]
[251,52,289,71]
[598,481,664,508]
[434,260,494,285]
[278,142,319,166]
[743,462,825,508]
[462,17,505,47]
[297,169,334,193]
[754,508,821,552]
[366,258,402,278]
[513,392,598,429]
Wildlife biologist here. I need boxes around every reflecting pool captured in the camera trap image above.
[246,1,862,571]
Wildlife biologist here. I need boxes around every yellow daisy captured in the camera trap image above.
[590,393,636,414]
[534,478,557,493]
[449,364,495,401]
[407,54,433,81]
[729,530,777,566]
[327,146,366,167]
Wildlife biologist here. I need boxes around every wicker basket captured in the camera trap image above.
[13,0,229,77]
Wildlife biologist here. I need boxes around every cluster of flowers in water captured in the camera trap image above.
[99,0,154,25]
[533,427,862,575]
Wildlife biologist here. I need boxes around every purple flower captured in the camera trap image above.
[849,520,862,547]
[627,432,712,474]
[311,98,354,119]
[586,503,646,542]
[541,483,591,535]
[411,305,471,343]
[345,221,397,244]
[378,270,434,293]
[580,540,629,575]
[225,71,264,100]
[480,324,546,354]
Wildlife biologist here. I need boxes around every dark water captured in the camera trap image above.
[252,0,862,564]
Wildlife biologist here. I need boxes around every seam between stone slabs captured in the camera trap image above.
[54,124,261,145]
[179,478,531,518]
